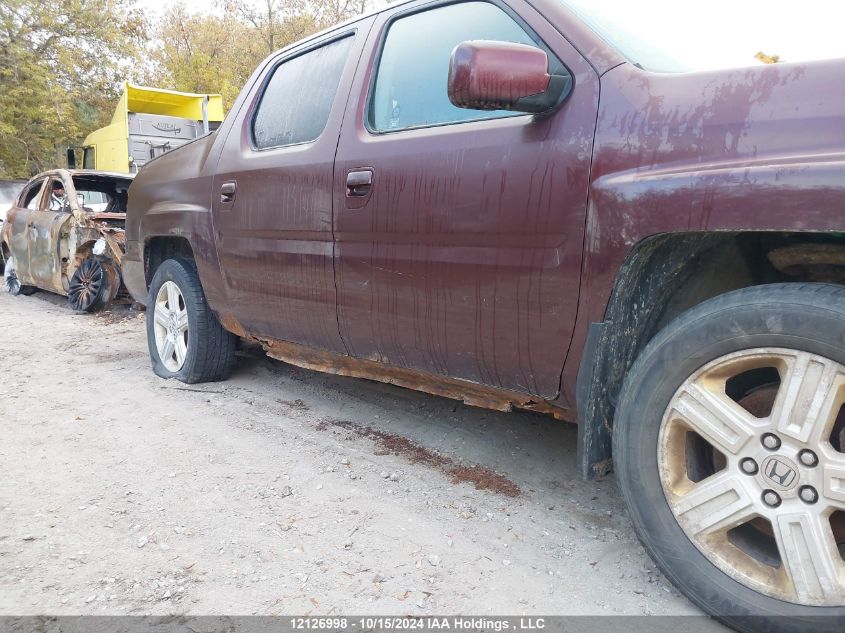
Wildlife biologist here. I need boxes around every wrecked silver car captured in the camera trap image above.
[0,169,133,311]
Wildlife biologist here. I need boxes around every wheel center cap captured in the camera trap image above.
[759,455,800,491]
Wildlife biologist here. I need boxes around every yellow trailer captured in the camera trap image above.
[81,83,225,174]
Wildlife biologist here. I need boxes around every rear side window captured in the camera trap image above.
[21,181,43,209]
[253,36,354,149]
[370,1,539,132]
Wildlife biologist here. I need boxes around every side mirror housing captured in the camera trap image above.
[66,147,77,169]
[448,40,570,114]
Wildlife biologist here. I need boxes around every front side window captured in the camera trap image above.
[370,1,546,132]
[252,36,354,150]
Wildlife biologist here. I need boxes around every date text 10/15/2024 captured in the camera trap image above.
[290,617,547,630]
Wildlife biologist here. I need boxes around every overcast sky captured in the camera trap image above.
[565,0,845,70]
[136,0,845,70]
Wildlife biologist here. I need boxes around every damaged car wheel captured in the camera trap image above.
[3,255,36,296]
[147,258,236,384]
[68,258,114,312]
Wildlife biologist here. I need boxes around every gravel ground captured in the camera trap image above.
[0,289,724,624]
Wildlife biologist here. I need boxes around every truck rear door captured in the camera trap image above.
[210,19,374,355]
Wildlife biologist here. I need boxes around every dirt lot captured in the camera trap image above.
[0,289,721,622]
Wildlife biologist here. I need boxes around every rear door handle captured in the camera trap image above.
[220,181,237,204]
[346,170,373,197]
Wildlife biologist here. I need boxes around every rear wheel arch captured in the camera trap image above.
[577,230,845,479]
[143,236,196,290]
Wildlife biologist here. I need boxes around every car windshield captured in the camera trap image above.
[559,0,845,73]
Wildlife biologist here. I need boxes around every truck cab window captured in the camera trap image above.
[370,2,554,132]
[252,36,354,150]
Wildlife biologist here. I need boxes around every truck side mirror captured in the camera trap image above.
[448,40,570,115]
[66,147,77,169]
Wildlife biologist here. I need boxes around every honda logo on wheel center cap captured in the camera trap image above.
[760,456,799,490]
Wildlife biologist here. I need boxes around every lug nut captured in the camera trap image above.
[799,486,819,504]
[761,433,782,451]
[740,458,759,475]
[762,490,782,507]
[798,449,819,468]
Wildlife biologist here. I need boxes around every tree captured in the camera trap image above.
[145,3,258,108]
[148,0,374,110]
[0,0,145,177]
[0,0,375,178]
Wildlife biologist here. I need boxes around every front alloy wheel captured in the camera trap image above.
[660,348,845,607]
[68,258,113,312]
[615,283,845,633]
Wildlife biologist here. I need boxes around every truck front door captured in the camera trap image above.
[332,0,599,399]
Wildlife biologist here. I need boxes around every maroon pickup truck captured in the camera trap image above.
[123,0,845,628]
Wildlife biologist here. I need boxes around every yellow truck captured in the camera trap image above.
[79,83,225,174]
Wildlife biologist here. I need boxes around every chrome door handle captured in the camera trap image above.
[346,170,373,197]
[220,181,237,204]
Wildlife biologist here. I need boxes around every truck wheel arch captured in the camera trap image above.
[144,236,196,290]
[576,230,845,479]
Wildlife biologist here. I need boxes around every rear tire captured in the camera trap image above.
[146,258,236,383]
[614,283,845,633]
[3,255,36,296]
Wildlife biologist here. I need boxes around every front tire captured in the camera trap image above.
[68,258,113,312]
[615,283,845,633]
[146,258,236,384]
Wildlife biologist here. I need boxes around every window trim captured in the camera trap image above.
[364,0,569,136]
[248,30,357,153]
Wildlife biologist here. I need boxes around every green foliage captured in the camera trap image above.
[0,0,146,177]
[0,0,373,178]
[146,0,374,111]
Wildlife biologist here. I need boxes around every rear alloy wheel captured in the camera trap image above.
[146,258,236,383]
[152,280,189,372]
[3,255,36,296]
[615,284,845,633]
